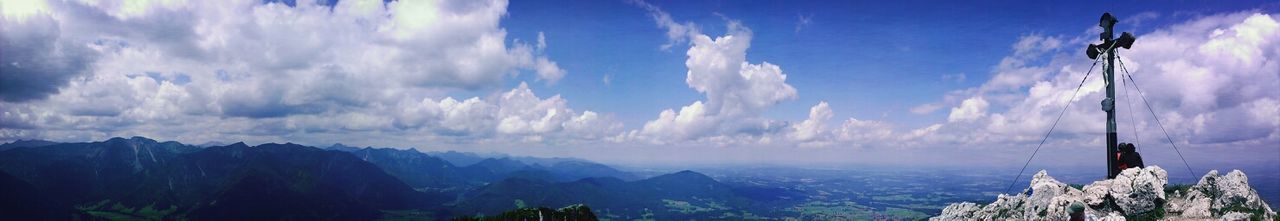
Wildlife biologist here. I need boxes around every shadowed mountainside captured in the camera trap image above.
[0,137,656,220]
[0,137,438,220]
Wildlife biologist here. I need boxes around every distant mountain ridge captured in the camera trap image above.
[194,141,227,148]
[0,137,436,220]
[0,139,58,151]
[427,150,608,170]
[0,137,789,220]
[327,145,641,187]
[430,150,504,167]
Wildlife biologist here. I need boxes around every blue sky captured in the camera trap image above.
[498,0,1277,129]
[1,0,1277,172]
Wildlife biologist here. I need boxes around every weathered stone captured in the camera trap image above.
[1040,195,1077,220]
[1083,179,1113,207]
[933,202,981,220]
[1173,194,1214,219]
[1025,170,1081,220]
[1097,212,1126,221]
[933,167,1276,220]
[1168,170,1277,220]
[1220,212,1251,221]
[931,194,1029,220]
[1110,166,1167,214]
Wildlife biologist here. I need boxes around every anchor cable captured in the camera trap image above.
[1004,54,1104,195]
[1122,65,1140,150]
[1115,54,1196,178]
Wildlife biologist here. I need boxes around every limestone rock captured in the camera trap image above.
[1165,170,1276,220]
[1096,212,1126,221]
[933,202,981,220]
[933,167,1276,221]
[1221,212,1251,221]
[933,194,1030,220]
[1109,166,1167,214]
[1025,170,1084,220]
[1083,179,1112,207]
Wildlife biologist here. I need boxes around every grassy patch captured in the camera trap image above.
[1216,201,1270,221]
[1165,184,1192,196]
[633,208,655,221]
[883,207,930,220]
[713,211,767,220]
[789,201,876,220]
[662,199,716,214]
[1124,198,1166,221]
[77,200,177,221]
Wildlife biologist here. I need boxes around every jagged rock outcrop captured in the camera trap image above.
[1165,170,1276,220]
[1105,166,1169,214]
[932,166,1276,221]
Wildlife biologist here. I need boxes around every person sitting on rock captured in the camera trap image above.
[1115,143,1129,174]
[1116,143,1145,173]
[1120,143,1144,169]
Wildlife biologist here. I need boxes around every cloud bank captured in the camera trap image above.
[931,12,1280,150]
[0,0,612,147]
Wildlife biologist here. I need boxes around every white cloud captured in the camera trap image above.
[982,35,1064,92]
[533,57,566,84]
[563,111,622,140]
[494,82,572,135]
[536,31,547,52]
[638,101,717,141]
[623,2,961,149]
[910,103,944,114]
[628,3,798,143]
[1099,13,1278,145]
[629,0,696,50]
[0,0,600,146]
[684,22,798,117]
[834,118,895,144]
[435,97,500,136]
[947,97,989,123]
[1,0,49,21]
[789,102,832,142]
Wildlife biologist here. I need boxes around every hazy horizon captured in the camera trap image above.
[5,136,1276,181]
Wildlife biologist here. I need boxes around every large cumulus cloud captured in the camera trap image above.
[0,0,610,147]
[621,1,958,149]
[625,1,799,144]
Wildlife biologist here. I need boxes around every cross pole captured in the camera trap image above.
[1088,13,1135,179]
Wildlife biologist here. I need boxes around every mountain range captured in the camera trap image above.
[0,137,772,220]
[4,136,1270,220]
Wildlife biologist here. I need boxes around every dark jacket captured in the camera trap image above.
[1118,143,1144,169]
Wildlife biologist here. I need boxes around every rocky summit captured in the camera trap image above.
[932,166,1276,221]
